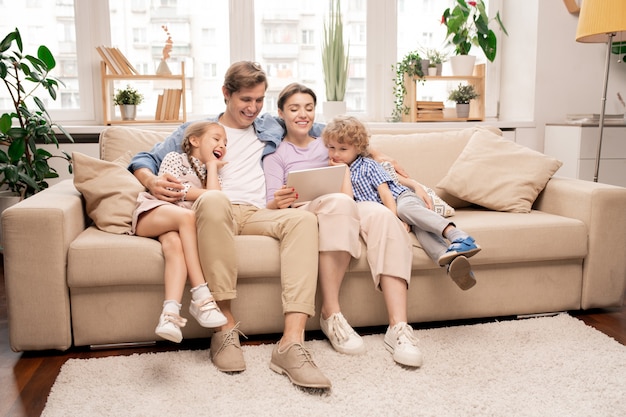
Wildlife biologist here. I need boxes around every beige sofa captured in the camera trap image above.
[4,125,626,352]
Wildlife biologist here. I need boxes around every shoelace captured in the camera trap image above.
[396,323,419,346]
[292,343,317,367]
[196,297,219,312]
[163,312,187,328]
[329,314,351,343]
[215,323,247,355]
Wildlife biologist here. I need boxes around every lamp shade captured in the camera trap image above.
[576,0,626,43]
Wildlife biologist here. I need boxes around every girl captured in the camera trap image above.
[132,121,228,343]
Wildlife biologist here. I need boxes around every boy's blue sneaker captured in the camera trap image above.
[438,236,481,266]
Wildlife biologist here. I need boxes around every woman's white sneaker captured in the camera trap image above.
[384,322,423,367]
[320,312,366,355]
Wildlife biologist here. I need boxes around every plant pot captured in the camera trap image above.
[450,55,476,76]
[420,59,430,75]
[428,67,437,76]
[436,63,443,76]
[322,101,347,122]
[119,104,137,121]
[455,102,470,118]
[0,190,21,252]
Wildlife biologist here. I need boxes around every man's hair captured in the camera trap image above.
[223,61,268,95]
[322,115,370,156]
[277,82,317,111]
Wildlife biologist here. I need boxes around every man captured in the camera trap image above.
[129,61,331,389]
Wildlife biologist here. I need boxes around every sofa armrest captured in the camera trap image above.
[2,180,86,351]
[534,177,626,309]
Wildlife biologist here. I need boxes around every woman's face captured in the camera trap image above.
[278,92,316,136]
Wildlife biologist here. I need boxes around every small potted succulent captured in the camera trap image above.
[425,48,448,76]
[113,85,144,121]
[448,83,479,118]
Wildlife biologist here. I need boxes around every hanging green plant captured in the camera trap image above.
[391,50,424,121]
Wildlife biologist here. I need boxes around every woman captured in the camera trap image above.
[263,83,423,367]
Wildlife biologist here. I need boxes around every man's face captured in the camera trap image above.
[221,83,266,129]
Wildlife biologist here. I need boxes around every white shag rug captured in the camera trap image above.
[42,314,626,417]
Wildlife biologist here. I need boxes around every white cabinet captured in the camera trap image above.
[544,124,626,187]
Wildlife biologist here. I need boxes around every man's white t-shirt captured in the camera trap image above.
[220,125,266,208]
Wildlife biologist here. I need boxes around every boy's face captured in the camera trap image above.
[326,137,360,166]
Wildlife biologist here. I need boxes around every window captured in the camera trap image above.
[0,0,503,124]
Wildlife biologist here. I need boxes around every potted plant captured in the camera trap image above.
[448,83,479,118]
[425,48,449,76]
[0,28,73,200]
[391,50,424,122]
[321,0,349,120]
[113,85,143,121]
[441,0,507,75]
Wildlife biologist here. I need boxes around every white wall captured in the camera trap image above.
[500,0,626,151]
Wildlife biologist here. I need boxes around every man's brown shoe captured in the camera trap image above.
[210,322,246,372]
[269,342,331,389]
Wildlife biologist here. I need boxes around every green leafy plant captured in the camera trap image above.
[448,83,479,103]
[321,0,349,102]
[424,48,449,65]
[442,0,507,62]
[391,50,424,121]
[0,28,73,199]
[113,85,143,105]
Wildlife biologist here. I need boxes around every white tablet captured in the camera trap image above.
[286,165,347,205]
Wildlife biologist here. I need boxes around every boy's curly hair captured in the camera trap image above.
[321,115,370,157]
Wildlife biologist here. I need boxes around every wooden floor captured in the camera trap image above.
[1,256,625,417]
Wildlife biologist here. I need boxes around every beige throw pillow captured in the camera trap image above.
[436,129,562,213]
[72,152,145,234]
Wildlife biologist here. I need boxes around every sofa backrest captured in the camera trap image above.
[370,126,502,207]
[99,126,173,162]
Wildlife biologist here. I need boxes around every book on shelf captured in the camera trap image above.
[96,45,139,75]
[155,89,183,121]
[416,101,444,110]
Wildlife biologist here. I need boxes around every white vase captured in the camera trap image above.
[428,67,437,76]
[455,103,470,118]
[322,101,347,122]
[450,55,476,76]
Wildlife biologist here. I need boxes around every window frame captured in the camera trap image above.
[47,0,504,124]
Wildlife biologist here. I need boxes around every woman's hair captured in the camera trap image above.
[277,82,317,111]
[322,115,370,157]
[182,121,223,186]
[223,61,268,96]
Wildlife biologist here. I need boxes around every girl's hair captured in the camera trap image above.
[182,121,223,186]
[223,61,267,97]
[322,115,370,157]
[277,82,317,111]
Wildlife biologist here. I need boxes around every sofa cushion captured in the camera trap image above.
[72,152,144,234]
[369,127,502,208]
[437,129,563,213]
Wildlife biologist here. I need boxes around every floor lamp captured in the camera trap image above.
[575,0,626,183]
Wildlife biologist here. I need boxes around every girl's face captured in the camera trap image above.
[278,92,315,136]
[221,83,266,129]
[190,125,227,164]
[326,137,360,166]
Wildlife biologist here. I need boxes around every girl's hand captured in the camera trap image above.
[273,185,298,209]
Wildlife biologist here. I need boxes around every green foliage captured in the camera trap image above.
[442,0,507,62]
[424,48,449,65]
[113,85,143,105]
[321,0,349,101]
[0,28,73,198]
[448,83,479,103]
[391,50,424,121]
[612,41,626,63]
